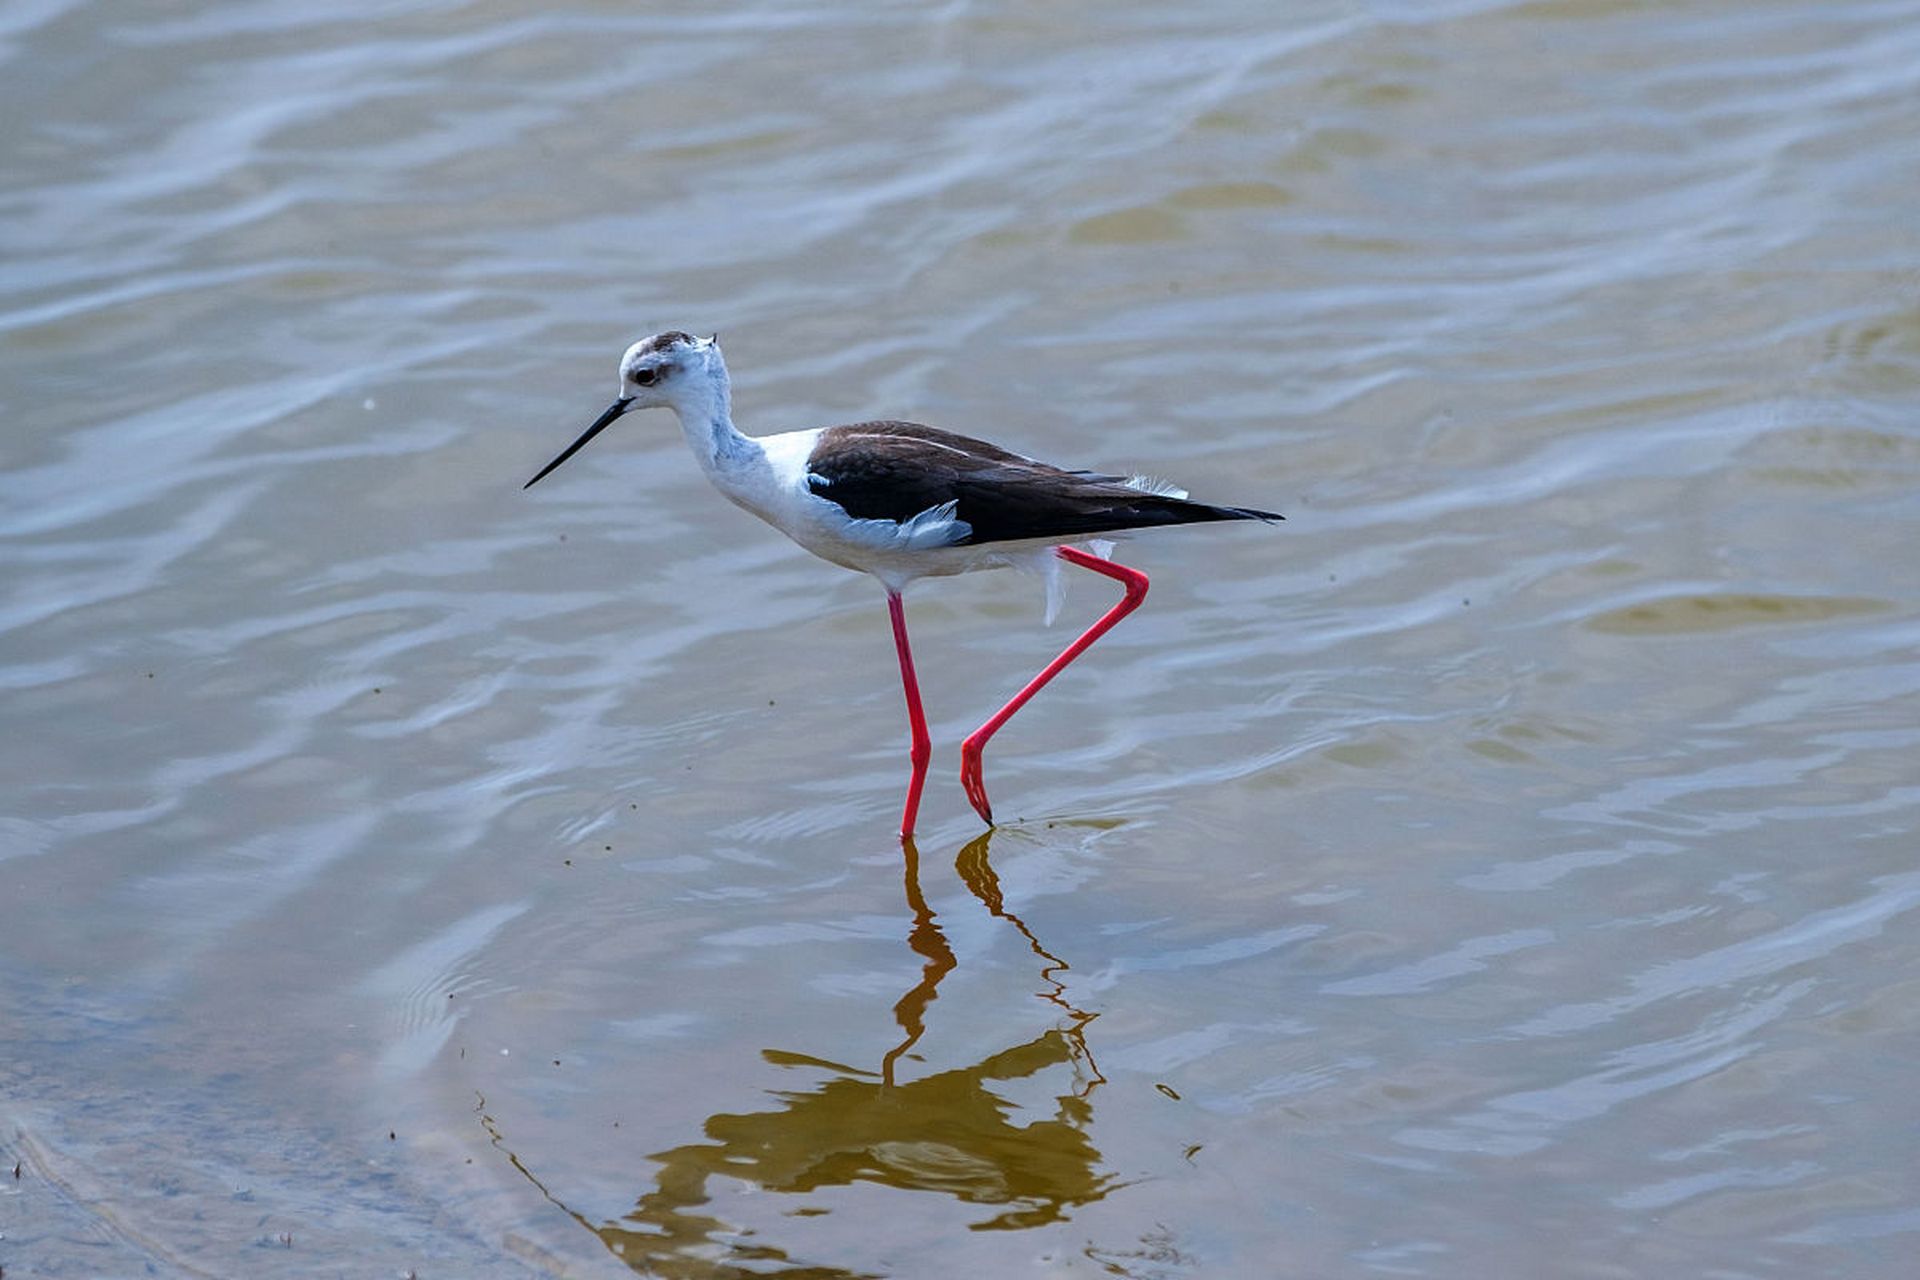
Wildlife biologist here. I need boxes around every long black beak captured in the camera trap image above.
[524,397,631,489]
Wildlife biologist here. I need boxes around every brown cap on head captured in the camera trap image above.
[637,330,696,356]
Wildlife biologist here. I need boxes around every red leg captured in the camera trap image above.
[888,591,933,838]
[959,546,1149,824]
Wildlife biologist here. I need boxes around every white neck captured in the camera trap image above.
[665,352,756,472]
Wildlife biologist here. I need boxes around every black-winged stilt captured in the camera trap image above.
[525,331,1280,836]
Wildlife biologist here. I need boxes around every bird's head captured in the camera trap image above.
[525,330,725,489]
[616,329,722,411]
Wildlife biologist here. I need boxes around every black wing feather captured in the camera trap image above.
[805,421,1281,546]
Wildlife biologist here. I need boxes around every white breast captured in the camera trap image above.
[710,426,979,584]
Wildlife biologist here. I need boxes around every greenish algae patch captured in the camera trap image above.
[1068,205,1186,245]
[1167,181,1294,210]
[1324,739,1404,769]
[1586,594,1893,635]
[1467,738,1536,765]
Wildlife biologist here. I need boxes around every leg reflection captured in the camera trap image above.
[953,830,1105,1096]
[883,836,956,1088]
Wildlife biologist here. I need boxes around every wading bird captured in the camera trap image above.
[526,332,1279,836]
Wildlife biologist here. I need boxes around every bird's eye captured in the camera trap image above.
[633,367,658,387]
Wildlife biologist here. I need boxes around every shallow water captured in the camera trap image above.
[5,1,1920,1276]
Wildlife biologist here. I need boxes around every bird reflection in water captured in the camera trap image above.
[887,833,1104,1096]
[483,830,1113,1277]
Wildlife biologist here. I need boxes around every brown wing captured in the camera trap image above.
[805,421,1279,546]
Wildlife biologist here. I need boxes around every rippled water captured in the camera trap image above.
[5,1,1920,1276]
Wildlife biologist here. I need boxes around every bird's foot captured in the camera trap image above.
[959,738,994,825]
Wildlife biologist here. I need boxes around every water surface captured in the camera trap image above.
[4,1,1920,1276]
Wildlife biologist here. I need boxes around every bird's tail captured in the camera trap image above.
[1205,502,1285,523]
[1135,496,1284,527]
[1124,475,1281,524]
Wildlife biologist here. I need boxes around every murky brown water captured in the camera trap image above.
[6,1,1920,1276]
